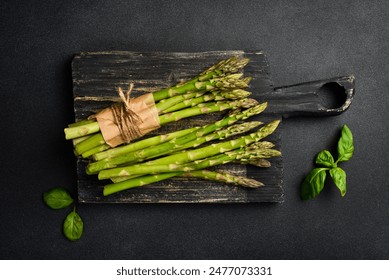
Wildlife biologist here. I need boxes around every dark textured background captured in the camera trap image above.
[1,0,388,259]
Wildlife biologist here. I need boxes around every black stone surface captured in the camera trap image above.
[1,0,388,259]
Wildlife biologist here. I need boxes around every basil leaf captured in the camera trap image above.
[63,208,83,241]
[43,187,74,210]
[337,125,354,162]
[315,150,335,168]
[300,168,327,200]
[329,167,347,197]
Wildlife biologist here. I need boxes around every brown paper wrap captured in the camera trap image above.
[92,86,160,147]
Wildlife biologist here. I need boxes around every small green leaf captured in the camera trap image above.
[337,125,354,162]
[301,168,328,200]
[330,167,347,197]
[63,208,83,241]
[43,187,74,210]
[315,150,335,168]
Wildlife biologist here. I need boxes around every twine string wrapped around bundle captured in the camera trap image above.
[112,84,143,143]
[91,83,160,147]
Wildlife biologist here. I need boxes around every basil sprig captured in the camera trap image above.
[43,187,84,241]
[301,125,354,200]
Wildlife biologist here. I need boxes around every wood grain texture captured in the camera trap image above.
[72,51,284,203]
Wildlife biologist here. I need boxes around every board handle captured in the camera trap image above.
[266,75,355,118]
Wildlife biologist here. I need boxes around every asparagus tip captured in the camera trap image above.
[247,159,272,168]
[240,177,264,188]
[241,98,259,108]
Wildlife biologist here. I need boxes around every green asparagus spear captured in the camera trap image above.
[198,56,250,81]
[72,135,92,146]
[149,121,263,157]
[109,141,277,183]
[88,120,262,174]
[154,90,207,113]
[157,98,258,124]
[99,145,280,179]
[161,89,251,113]
[182,170,264,188]
[64,122,100,140]
[75,133,105,155]
[93,127,198,161]
[64,72,251,141]
[103,172,183,196]
[87,103,268,174]
[81,144,111,158]
[237,158,272,168]
[104,168,263,196]
[98,120,281,180]
[73,97,257,154]
[103,143,275,195]
[152,56,250,101]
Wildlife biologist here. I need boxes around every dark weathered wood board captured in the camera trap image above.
[72,51,355,203]
[71,51,282,203]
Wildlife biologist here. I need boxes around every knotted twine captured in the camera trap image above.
[90,84,160,147]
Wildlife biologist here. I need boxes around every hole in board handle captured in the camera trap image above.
[317,82,347,109]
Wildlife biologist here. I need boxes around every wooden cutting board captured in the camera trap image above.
[71,51,354,203]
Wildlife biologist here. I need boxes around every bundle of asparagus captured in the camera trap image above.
[65,56,252,154]
[65,56,282,196]
[100,119,281,196]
